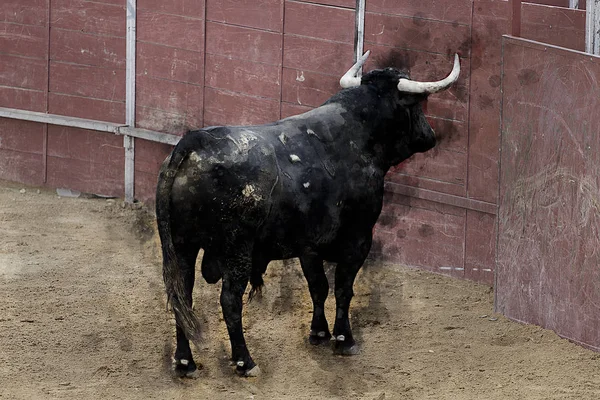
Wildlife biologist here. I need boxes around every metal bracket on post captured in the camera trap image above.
[125,0,137,203]
[354,0,366,73]
[586,0,600,55]
[569,0,580,9]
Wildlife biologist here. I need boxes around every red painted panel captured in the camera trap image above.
[367,0,472,24]
[0,119,44,154]
[429,117,467,154]
[48,93,125,124]
[205,54,282,100]
[207,0,283,32]
[281,68,339,108]
[49,62,126,102]
[135,75,203,133]
[203,87,280,126]
[205,22,282,65]
[283,35,354,75]
[522,4,585,51]
[138,0,205,19]
[373,191,466,278]
[468,0,508,204]
[464,210,495,285]
[50,29,126,68]
[51,0,125,37]
[280,102,313,119]
[365,12,471,57]
[136,42,203,85]
[136,107,201,135]
[0,23,47,59]
[46,155,124,197]
[1,0,46,26]
[47,126,124,165]
[0,87,45,112]
[498,37,600,351]
[137,10,204,52]
[136,76,203,116]
[0,149,44,186]
[296,0,355,8]
[285,1,354,43]
[393,146,467,189]
[0,56,47,90]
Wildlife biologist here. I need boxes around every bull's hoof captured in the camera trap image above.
[234,361,260,377]
[332,335,360,356]
[309,330,332,345]
[173,358,200,379]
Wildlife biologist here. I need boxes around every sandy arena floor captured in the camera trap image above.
[0,181,598,399]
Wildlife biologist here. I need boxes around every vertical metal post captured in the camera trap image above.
[569,0,580,9]
[355,0,366,70]
[510,0,522,37]
[125,0,136,203]
[586,0,600,55]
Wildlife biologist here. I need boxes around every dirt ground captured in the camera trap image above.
[0,180,599,400]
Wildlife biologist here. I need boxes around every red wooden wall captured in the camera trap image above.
[497,36,600,351]
[0,0,588,285]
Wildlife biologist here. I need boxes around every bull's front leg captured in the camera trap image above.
[220,260,260,377]
[332,235,372,355]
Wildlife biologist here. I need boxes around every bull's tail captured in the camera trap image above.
[156,147,201,343]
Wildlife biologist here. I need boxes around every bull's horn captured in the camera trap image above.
[397,53,460,94]
[339,50,371,88]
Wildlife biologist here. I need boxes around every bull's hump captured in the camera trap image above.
[282,103,348,128]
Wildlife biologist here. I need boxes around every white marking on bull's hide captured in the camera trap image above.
[296,71,305,82]
[180,359,189,366]
[174,175,188,187]
[188,186,196,194]
[336,335,346,342]
[237,361,245,367]
[242,184,263,202]
[303,182,310,188]
[317,331,327,338]
[289,154,301,163]
[189,152,201,163]
[306,128,320,140]
[278,133,288,145]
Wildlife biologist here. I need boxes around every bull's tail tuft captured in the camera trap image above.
[156,150,202,343]
[248,272,264,303]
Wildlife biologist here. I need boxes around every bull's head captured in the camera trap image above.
[338,51,460,166]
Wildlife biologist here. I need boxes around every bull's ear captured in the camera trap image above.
[398,93,428,107]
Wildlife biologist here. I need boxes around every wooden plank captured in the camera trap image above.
[137,0,205,18]
[0,87,46,112]
[283,35,354,74]
[205,54,282,99]
[205,21,283,65]
[135,106,201,136]
[50,29,126,68]
[51,0,126,37]
[137,10,204,52]
[511,0,522,36]
[203,87,280,126]
[1,0,46,26]
[294,0,356,8]
[0,23,47,58]
[464,210,496,285]
[373,191,466,278]
[366,0,472,25]
[0,148,44,185]
[0,119,44,154]
[136,42,203,84]
[0,56,47,90]
[522,3,585,51]
[285,1,355,42]
[280,102,313,119]
[46,125,124,163]
[207,0,283,32]
[49,62,126,101]
[364,12,471,57]
[48,93,125,124]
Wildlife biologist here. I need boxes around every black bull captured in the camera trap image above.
[156,52,460,377]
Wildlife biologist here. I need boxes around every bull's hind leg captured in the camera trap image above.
[220,250,259,377]
[171,245,201,377]
[299,254,331,345]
